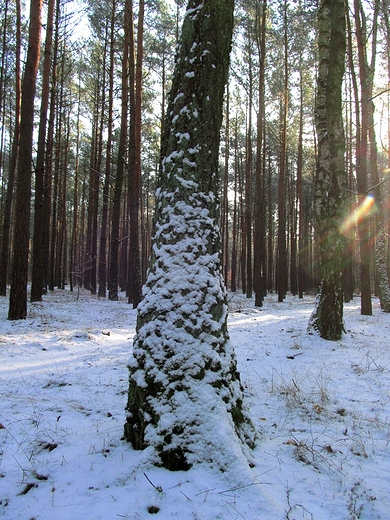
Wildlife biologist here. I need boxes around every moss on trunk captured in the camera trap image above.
[124,0,255,471]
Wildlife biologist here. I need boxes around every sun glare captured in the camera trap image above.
[340,194,375,236]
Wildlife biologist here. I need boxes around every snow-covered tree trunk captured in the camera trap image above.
[308,0,347,340]
[124,0,255,471]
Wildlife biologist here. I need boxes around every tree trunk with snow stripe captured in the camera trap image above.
[308,0,347,340]
[124,0,255,471]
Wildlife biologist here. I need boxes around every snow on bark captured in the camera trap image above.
[375,223,390,312]
[308,0,347,341]
[124,0,255,471]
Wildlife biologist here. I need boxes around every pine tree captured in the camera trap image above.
[124,0,255,470]
[8,0,43,320]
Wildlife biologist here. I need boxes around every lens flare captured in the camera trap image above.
[340,194,375,236]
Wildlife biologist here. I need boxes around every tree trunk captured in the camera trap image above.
[108,0,131,301]
[70,74,82,293]
[98,0,116,298]
[30,0,55,302]
[353,0,372,315]
[0,0,21,296]
[254,0,267,307]
[277,0,288,302]
[297,65,304,299]
[124,0,255,471]
[8,0,43,320]
[45,0,60,292]
[308,0,347,340]
[245,46,253,299]
[267,151,274,291]
[231,117,239,293]
[127,0,143,307]
[221,85,230,288]
[365,3,390,311]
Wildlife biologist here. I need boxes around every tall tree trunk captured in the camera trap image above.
[267,150,274,291]
[308,0,347,340]
[70,73,82,293]
[254,0,267,307]
[98,0,116,298]
[124,0,254,471]
[44,0,60,292]
[343,72,355,303]
[30,0,55,302]
[365,2,390,311]
[231,124,238,293]
[49,51,64,291]
[297,64,304,299]
[127,0,143,307]
[245,41,253,299]
[353,0,372,315]
[0,0,21,296]
[109,0,131,301]
[8,0,43,319]
[240,154,247,294]
[221,85,230,288]
[277,0,288,302]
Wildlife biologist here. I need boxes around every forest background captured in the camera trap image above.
[0,0,390,316]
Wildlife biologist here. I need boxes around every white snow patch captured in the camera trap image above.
[1,290,390,519]
[173,92,184,104]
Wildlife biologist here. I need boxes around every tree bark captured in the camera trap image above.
[353,0,372,315]
[124,0,255,470]
[365,3,390,311]
[30,0,55,302]
[127,0,143,307]
[277,0,288,302]
[245,40,253,299]
[108,0,131,301]
[0,0,21,296]
[254,0,267,307]
[308,0,347,340]
[98,0,116,298]
[8,0,43,319]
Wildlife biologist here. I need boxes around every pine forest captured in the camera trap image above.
[0,0,390,319]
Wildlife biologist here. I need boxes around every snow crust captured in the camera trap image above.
[2,290,390,519]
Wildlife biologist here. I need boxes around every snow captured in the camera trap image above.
[1,289,390,519]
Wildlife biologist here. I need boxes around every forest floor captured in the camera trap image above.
[1,288,390,519]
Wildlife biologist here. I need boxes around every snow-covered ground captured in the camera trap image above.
[1,288,390,519]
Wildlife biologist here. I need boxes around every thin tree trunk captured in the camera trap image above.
[8,0,43,320]
[365,2,390,311]
[98,0,116,298]
[277,0,288,302]
[128,0,143,307]
[222,86,230,288]
[44,0,60,292]
[245,46,253,299]
[297,65,304,299]
[353,0,372,315]
[30,0,55,302]
[109,0,131,301]
[267,151,273,291]
[254,0,267,307]
[0,0,21,296]
[70,73,82,293]
[231,115,239,293]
